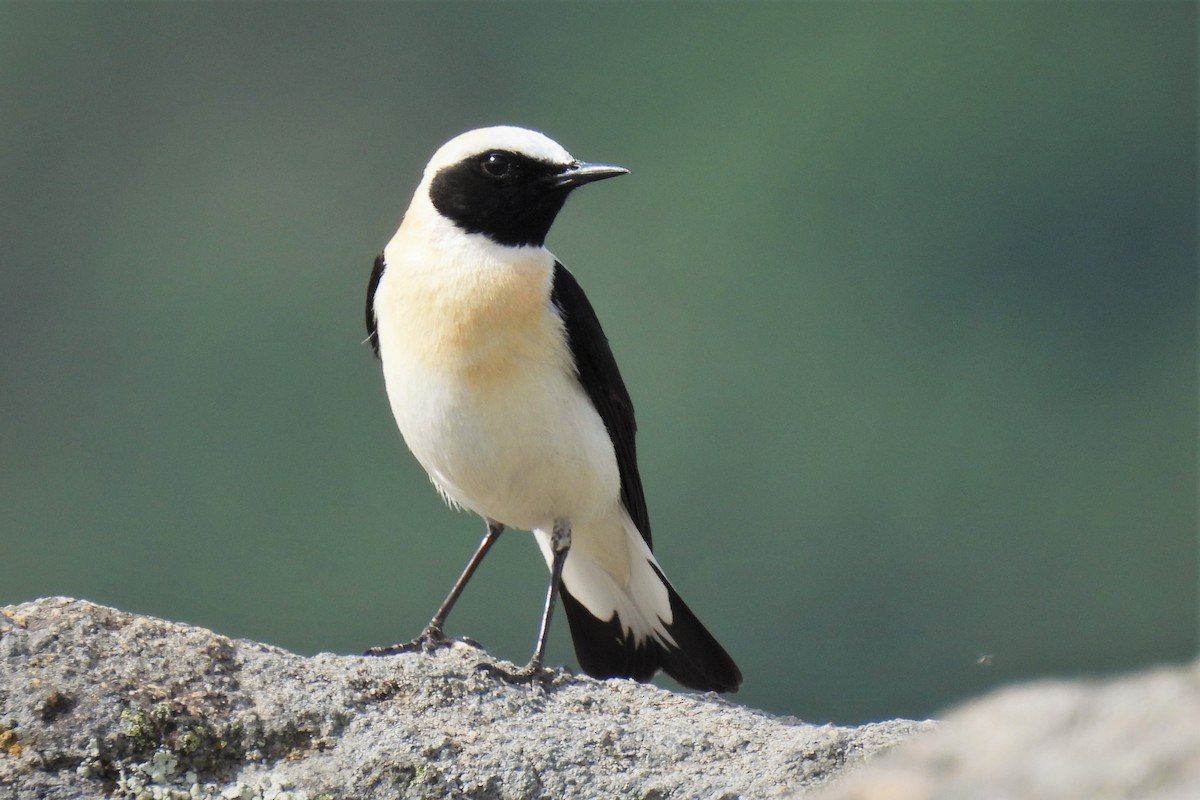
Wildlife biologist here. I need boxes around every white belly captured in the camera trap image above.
[373,237,621,532]
[382,352,620,531]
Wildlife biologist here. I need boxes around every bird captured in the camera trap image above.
[364,125,741,693]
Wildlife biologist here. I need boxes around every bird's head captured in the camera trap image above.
[413,126,628,248]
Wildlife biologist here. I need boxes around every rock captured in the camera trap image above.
[0,598,929,799]
[808,658,1200,800]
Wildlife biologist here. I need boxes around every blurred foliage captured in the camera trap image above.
[1,2,1195,724]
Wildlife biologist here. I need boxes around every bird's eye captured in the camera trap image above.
[480,152,515,179]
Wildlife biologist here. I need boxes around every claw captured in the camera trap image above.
[476,659,555,686]
[364,625,450,657]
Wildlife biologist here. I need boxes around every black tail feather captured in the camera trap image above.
[559,575,742,693]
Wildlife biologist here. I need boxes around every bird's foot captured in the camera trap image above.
[364,625,453,657]
[476,659,556,686]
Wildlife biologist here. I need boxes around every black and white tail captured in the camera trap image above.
[537,520,742,693]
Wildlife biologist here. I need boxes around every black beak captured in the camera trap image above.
[548,161,630,190]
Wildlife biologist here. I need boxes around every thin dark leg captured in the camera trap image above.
[480,520,571,682]
[527,521,571,671]
[365,520,504,656]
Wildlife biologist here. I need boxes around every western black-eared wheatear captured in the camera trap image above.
[365,126,741,693]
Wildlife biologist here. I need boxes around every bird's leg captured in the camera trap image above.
[480,519,571,684]
[365,520,504,656]
[525,520,571,672]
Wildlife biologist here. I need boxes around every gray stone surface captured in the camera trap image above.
[0,598,929,799]
[809,658,1200,800]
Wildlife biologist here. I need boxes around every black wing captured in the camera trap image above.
[366,252,386,359]
[550,261,651,548]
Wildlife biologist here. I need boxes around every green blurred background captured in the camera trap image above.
[1,2,1195,724]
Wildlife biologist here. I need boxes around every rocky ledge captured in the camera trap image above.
[2,598,1194,799]
[0,598,926,799]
